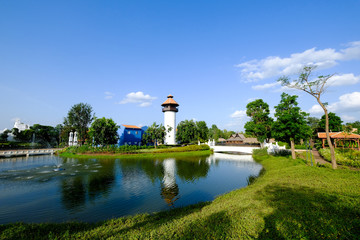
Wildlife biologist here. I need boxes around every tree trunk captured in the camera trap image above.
[317,99,337,169]
[290,138,296,160]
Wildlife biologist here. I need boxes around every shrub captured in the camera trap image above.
[272,149,292,157]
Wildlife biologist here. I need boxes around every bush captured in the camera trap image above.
[272,149,292,156]
[318,148,360,168]
[253,148,268,156]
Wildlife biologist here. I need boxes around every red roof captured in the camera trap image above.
[161,95,179,106]
[318,132,360,139]
[122,124,141,129]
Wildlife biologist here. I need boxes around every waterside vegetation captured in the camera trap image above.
[1,149,359,239]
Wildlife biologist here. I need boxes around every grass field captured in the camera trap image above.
[1,149,359,239]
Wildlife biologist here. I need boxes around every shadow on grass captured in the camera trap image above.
[256,184,360,239]
[0,201,210,240]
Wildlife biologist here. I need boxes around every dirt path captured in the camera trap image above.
[311,148,329,165]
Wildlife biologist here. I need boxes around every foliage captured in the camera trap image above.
[319,148,360,168]
[278,65,337,169]
[346,121,360,134]
[244,99,273,143]
[176,120,210,144]
[10,124,60,147]
[3,151,360,239]
[196,121,209,142]
[307,116,320,130]
[272,149,292,157]
[88,117,120,146]
[142,122,168,148]
[0,129,11,142]
[63,103,94,145]
[272,93,311,159]
[208,124,235,141]
[153,144,210,153]
[318,112,343,132]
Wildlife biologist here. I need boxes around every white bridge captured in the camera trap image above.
[210,145,260,154]
[0,148,61,158]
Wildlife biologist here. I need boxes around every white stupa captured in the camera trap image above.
[161,95,179,145]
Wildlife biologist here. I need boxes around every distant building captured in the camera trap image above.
[13,119,30,132]
[226,133,245,144]
[118,125,144,146]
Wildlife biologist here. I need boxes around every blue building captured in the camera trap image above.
[118,125,144,146]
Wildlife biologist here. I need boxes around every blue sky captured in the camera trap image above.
[1,0,359,131]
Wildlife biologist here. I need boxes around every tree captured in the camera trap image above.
[176,120,198,144]
[0,129,11,142]
[346,121,360,134]
[278,65,337,169]
[142,122,168,148]
[208,124,221,141]
[63,103,94,145]
[318,112,343,132]
[272,93,312,159]
[196,121,209,142]
[244,99,273,145]
[88,117,120,146]
[307,117,320,130]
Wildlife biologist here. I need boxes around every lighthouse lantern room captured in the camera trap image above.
[161,95,179,145]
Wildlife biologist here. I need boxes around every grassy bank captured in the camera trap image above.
[1,150,360,239]
[319,148,360,168]
[58,145,211,159]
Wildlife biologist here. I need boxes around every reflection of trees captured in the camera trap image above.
[176,157,210,182]
[118,158,164,183]
[61,176,86,210]
[60,158,116,210]
[88,159,116,200]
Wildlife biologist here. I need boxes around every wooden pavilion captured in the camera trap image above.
[317,132,360,150]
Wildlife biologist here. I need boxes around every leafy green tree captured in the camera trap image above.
[208,124,221,141]
[346,121,360,134]
[307,117,320,130]
[63,103,94,145]
[0,129,11,142]
[196,121,209,142]
[88,117,120,146]
[244,99,273,145]
[272,93,312,159]
[278,65,338,169]
[142,122,168,148]
[318,112,343,132]
[176,120,199,144]
[31,124,60,147]
[12,128,33,142]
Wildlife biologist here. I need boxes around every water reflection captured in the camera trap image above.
[0,153,262,223]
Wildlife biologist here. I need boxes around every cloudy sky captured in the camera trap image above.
[1,0,359,131]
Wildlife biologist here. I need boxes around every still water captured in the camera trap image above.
[0,153,262,224]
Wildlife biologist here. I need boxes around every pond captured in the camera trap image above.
[0,152,262,224]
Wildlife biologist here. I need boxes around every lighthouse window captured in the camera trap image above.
[135,131,138,134]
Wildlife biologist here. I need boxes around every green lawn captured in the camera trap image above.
[1,150,359,239]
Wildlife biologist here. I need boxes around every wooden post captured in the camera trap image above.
[322,139,325,148]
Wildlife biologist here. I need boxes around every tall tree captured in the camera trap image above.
[142,122,168,148]
[196,121,209,142]
[272,93,312,159]
[88,117,120,146]
[63,103,94,145]
[278,65,337,169]
[176,120,198,144]
[244,99,273,145]
[318,112,343,132]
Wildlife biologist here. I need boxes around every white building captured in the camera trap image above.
[161,95,179,145]
[13,119,30,131]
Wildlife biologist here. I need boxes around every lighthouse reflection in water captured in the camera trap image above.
[0,153,262,223]
[161,159,179,206]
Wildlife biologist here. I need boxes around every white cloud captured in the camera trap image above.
[341,115,356,122]
[104,91,115,99]
[236,41,360,82]
[309,91,360,115]
[230,110,247,118]
[327,73,360,86]
[252,82,281,90]
[119,91,157,107]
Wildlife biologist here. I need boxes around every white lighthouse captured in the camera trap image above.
[161,95,179,145]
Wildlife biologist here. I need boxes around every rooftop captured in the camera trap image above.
[122,125,142,129]
[161,95,179,106]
